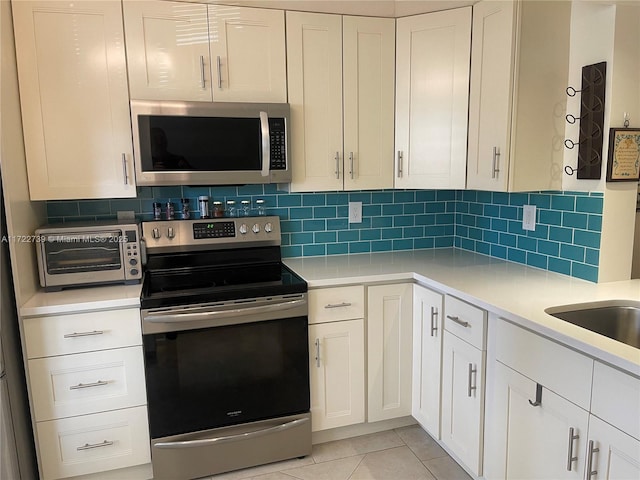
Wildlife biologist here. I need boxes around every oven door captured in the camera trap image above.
[142,296,310,440]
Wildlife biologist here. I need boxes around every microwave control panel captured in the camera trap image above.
[269,118,287,170]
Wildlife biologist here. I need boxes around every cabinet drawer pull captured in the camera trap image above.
[199,55,206,89]
[586,440,599,478]
[430,306,438,336]
[69,380,109,390]
[63,330,104,338]
[216,55,222,89]
[492,146,501,178]
[121,153,128,185]
[397,151,403,177]
[446,315,470,327]
[77,440,114,451]
[528,383,543,407]
[314,338,320,368]
[324,302,352,309]
[335,152,340,179]
[349,152,354,179]
[467,363,477,397]
[566,427,579,471]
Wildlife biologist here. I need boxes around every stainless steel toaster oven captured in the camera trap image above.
[35,221,142,291]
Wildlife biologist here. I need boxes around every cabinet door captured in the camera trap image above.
[12,0,136,200]
[208,5,286,102]
[412,285,444,438]
[367,283,413,422]
[484,362,589,480]
[395,8,471,190]
[287,12,343,192]
[441,332,484,476]
[587,415,640,480]
[466,0,517,191]
[343,16,395,191]
[309,319,365,432]
[123,0,211,102]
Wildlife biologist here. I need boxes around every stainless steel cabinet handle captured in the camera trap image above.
[349,152,354,179]
[70,380,109,390]
[121,153,128,185]
[467,363,477,397]
[155,417,309,449]
[566,427,579,471]
[492,146,501,179]
[335,152,340,179]
[586,440,599,478]
[260,111,270,177]
[199,55,206,89]
[63,330,104,338]
[314,338,320,368]
[430,306,438,336]
[324,302,352,309]
[446,315,470,328]
[397,151,403,177]
[216,55,222,89]
[77,440,113,451]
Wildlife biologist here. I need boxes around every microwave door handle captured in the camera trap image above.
[260,111,270,177]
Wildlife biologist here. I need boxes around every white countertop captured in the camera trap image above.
[284,248,640,376]
[20,283,142,317]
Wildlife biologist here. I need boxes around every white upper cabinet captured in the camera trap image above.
[208,5,286,103]
[395,8,471,190]
[287,12,395,192]
[12,0,136,200]
[467,0,571,192]
[124,1,286,102]
[123,1,212,101]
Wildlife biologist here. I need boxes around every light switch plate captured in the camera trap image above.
[349,201,362,223]
[522,205,536,231]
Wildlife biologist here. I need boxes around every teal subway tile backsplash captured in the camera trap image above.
[47,187,603,283]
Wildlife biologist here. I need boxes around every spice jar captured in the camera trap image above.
[153,202,162,220]
[213,201,224,218]
[181,198,190,220]
[226,200,236,217]
[165,201,175,220]
[255,199,266,216]
[241,200,251,217]
[198,196,210,218]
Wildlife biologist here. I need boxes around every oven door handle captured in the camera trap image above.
[143,298,306,324]
[154,417,309,449]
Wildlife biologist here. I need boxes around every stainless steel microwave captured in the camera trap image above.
[130,100,290,186]
[35,222,142,291]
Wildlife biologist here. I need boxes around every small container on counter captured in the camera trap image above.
[181,198,190,220]
[213,201,224,218]
[226,200,236,217]
[153,202,162,220]
[198,196,210,218]
[255,199,266,216]
[166,201,175,220]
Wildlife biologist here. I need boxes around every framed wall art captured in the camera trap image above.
[606,128,640,182]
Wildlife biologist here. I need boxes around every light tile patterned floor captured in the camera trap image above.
[207,425,472,480]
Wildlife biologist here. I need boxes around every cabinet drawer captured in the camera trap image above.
[29,346,147,422]
[444,295,487,349]
[495,319,593,410]
[591,361,640,440]
[24,308,142,359]
[37,406,150,480]
[309,286,365,324]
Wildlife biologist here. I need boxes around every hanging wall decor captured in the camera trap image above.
[606,127,640,182]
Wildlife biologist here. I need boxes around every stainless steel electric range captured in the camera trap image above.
[139,216,310,480]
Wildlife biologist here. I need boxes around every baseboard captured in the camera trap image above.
[312,416,417,445]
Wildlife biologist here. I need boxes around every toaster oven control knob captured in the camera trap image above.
[252,223,260,234]
[152,228,160,239]
[264,222,273,233]
[129,258,138,266]
[167,227,175,239]
[239,224,248,235]
[130,268,139,276]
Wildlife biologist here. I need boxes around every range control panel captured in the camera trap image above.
[142,216,282,251]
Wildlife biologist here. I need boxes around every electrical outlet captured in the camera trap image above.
[348,201,362,223]
[522,205,536,231]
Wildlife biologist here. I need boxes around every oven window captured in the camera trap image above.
[143,316,310,439]
[138,115,262,172]
[44,232,122,274]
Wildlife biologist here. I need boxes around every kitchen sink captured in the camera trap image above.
[545,300,640,349]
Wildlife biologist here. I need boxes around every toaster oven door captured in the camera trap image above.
[40,231,127,289]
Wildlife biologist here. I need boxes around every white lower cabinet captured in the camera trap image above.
[367,283,413,422]
[486,362,589,480]
[309,319,365,431]
[411,284,444,437]
[586,415,640,480]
